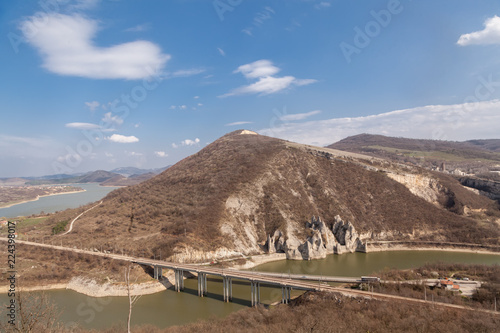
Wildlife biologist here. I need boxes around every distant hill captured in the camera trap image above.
[328,134,500,202]
[24,166,170,186]
[25,170,119,185]
[43,130,500,262]
[329,134,500,173]
[101,172,159,186]
[110,166,169,177]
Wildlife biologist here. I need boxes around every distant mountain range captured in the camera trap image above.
[0,166,170,187]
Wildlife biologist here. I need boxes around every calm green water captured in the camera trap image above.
[1,251,498,330]
[0,183,119,218]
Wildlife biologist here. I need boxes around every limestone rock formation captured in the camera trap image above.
[265,215,366,260]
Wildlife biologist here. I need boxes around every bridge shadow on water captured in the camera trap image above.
[176,285,253,307]
[168,277,278,307]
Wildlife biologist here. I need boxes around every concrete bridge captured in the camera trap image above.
[4,239,370,306]
[4,239,499,315]
[133,258,317,305]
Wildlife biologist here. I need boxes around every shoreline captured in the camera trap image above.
[0,189,86,209]
[1,246,499,296]
[366,244,500,255]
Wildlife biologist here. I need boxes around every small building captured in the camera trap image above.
[440,280,453,289]
[440,279,460,292]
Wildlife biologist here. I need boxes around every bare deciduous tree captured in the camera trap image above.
[125,265,142,333]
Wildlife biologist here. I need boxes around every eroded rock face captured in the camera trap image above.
[265,215,366,260]
[332,215,366,254]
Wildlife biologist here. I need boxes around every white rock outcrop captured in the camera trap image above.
[265,215,366,260]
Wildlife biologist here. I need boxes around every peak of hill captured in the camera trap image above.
[41,132,500,262]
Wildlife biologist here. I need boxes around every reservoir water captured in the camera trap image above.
[1,251,498,330]
[0,183,119,218]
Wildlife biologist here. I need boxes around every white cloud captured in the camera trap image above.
[172,138,200,148]
[169,68,206,78]
[280,110,321,121]
[194,96,200,99]
[20,13,169,80]
[242,29,253,36]
[180,105,187,110]
[85,101,100,111]
[217,47,226,56]
[225,121,253,126]
[457,16,500,46]
[259,100,500,146]
[154,151,168,157]
[314,2,331,9]
[197,103,203,106]
[182,138,200,146]
[126,151,143,156]
[102,112,124,126]
[0,134,54,149]
[125,23,151,32]
[234,60,280,79]
[108,134,139,143]
[221,60,316,97]
[65,122,101,130]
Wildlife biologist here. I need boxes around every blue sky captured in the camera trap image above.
[1,0,500,177]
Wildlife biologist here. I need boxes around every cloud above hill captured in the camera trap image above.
[20,13,169,79]
[259,100,500,146]
[108,134,139,143]
[220,60,316,97]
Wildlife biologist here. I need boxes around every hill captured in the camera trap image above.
[33,130,499,263]
[24,167,168,186]
[329,134,500,167]
[328,134,500,202]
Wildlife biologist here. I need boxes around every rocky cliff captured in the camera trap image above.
[265,216,366,260]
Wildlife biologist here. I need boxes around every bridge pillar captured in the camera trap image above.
[153,266,158,280]
[281,286,291,304]
[174,269,181,292]
[222,277,233,302]
[198,272,207,297]
[250,281,260,307]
